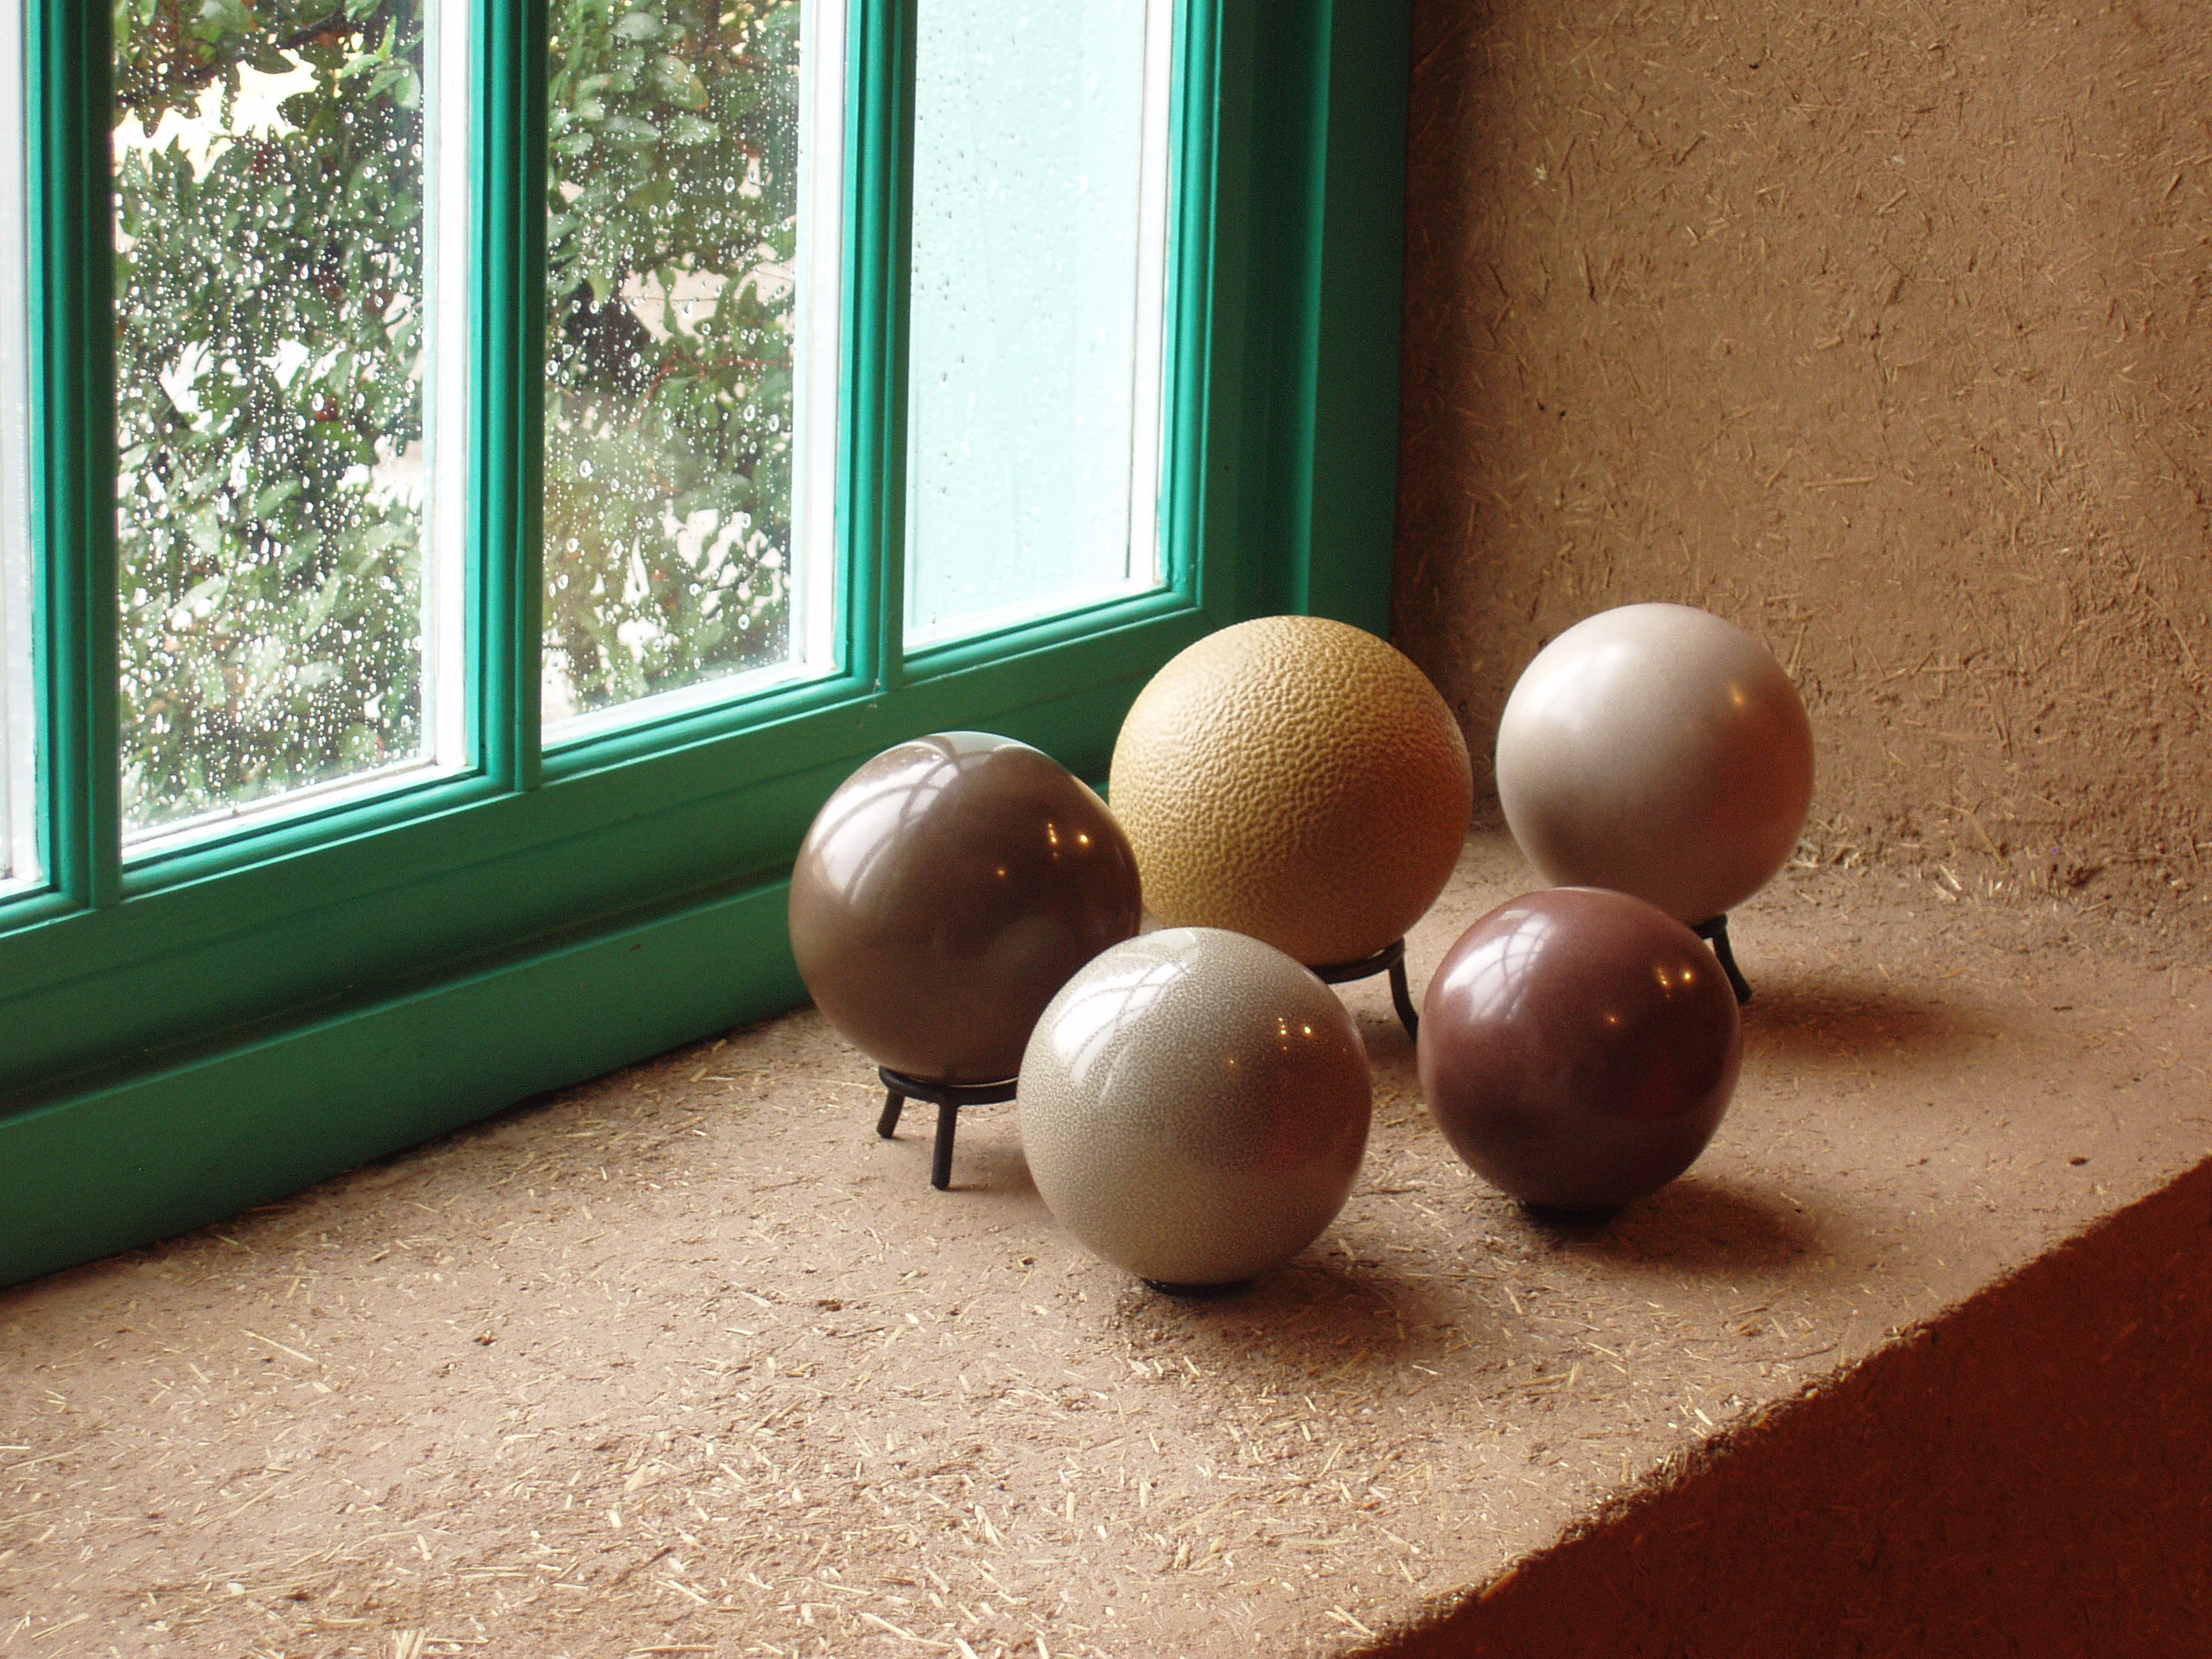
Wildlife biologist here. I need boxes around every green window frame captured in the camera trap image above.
[0,0,1409,1287]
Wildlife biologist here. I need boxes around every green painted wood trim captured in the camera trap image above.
[1297,0,1408,638]
[477,0,550,789]
[1208,0,1406,634]
[0,656,1183,1109]
[25,0,118,912]
[1163,0,1225,622]
[846,0,915,697]
[0,871,806,1287]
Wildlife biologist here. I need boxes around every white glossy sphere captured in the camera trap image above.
[1496,603,1815,922]
[1017,928,1371,1287]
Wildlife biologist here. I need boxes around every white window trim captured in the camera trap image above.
[0,0,35,891]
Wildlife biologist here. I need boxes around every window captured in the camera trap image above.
[113,0,465,847]
[0,0,1409,1286]
[541,0,842,736]
[904,0,1172,645]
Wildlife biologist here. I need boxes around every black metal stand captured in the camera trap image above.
[875,1067,1018,1191]
[1313,938,1421,1040]
[1692,914,1752,1006]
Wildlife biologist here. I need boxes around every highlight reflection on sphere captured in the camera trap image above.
[789,732,1142,1084]
[1496,603,1814,923]
[1020,928,1371,1287]
[1418,887,1741,1212]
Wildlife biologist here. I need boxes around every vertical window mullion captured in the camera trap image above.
[843,0,916,697]
[1158,0,1209,611]
[27,0,120,909]
[474,0,548,790]
[423,0,475,793]
[791,0,851,700]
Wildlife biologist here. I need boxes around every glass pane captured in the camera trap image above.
[0,0,29,887]
[904,0,1172,648]
[114,0,455,841]
[542,0,840,735]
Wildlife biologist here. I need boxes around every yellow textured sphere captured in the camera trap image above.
[1109,616,1473,965]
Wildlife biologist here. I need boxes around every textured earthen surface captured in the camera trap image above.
[1369,1157,2212,1659]
[1109,617,1474,964]
[1396,0,2212,929]
[5,835,2209,1656]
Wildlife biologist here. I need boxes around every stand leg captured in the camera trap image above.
[1388,957,1421,1041]
[1694,914,1753,1006]
[931,1100,960,1191]
[871,1068,1014,1188]
[1314,941,1420,1040]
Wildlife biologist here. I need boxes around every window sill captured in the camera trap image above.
[0,830,2203,1650]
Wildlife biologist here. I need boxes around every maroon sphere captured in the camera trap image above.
[789,732,1143,1084]
[1417,887,1742,1211]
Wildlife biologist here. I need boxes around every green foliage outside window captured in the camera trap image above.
[115,0,430,830]
[111,0,802,830]
[544,0,801,724]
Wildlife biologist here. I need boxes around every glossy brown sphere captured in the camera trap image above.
[1417,887,1742,1211]
[789,733,1142,1084]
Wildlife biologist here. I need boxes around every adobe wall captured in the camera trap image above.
[1395,0,2212,927]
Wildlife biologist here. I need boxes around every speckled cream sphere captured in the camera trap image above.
[1018,927,1371,1288]
[1496,603,1815,923]
[1108,617,1473,966]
